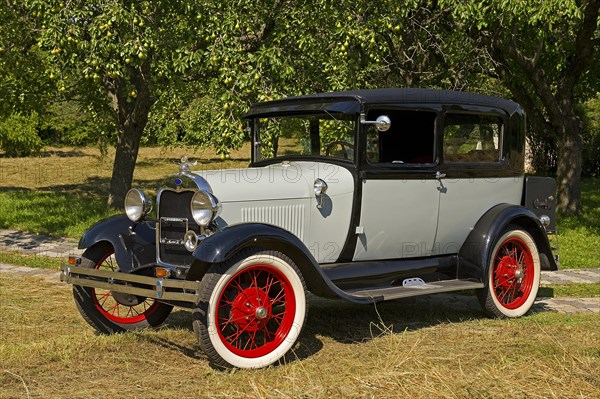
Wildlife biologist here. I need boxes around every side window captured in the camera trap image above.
[443,113,503,163]
[366,110,436,164]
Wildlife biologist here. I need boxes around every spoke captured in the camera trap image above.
[131,306,141,316]
[498,284,511,303]
[271,287,286,304]
[219,314,237,327]
[97,292,112,306]
[251,270,262,300]
[517,250,526,267]
[265,327,275,341]
[97,291,111,299]
[270,313,285,323]
[224,320,254,345]
[245,330,258,350]
[107,302,119,316]
[231,278,245,293]
[264,274,277,295]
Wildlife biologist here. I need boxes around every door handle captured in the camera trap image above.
[435,171,446,179]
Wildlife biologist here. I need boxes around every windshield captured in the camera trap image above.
[253,113,357,162]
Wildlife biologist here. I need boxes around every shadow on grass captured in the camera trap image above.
[150,295,488,367]
[0,178,116,237]
[0,176,181,237]
[39,149,88,158]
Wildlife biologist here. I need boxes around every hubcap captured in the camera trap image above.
[255,306,268,320]
[229,287,273,332]
[111,292,143,306]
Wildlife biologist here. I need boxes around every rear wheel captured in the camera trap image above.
[193,248,307,369]
[73,243,173,333]
[477,227,541,318]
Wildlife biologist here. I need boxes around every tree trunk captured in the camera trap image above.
[107,121,145,208]
[555,113,583,215]
[106,68,152,209]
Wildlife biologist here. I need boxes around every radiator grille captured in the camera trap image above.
[241,204,305,240]
[158,190,198,266]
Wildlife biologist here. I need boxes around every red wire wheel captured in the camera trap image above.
[194,249,307,369]
[91,251,161,324]
[215,264,296,358]
[73,243,172,334]
[478,227,540,318]
[491,236,535,310]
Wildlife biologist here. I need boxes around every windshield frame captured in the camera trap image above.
[249,111,360,167]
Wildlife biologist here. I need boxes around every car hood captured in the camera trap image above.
[193,161,353,203]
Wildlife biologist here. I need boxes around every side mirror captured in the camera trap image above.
[360,114,391,132]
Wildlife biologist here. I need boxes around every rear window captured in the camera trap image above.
[443,113,503,163]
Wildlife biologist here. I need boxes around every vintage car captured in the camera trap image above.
[60,88,558,369]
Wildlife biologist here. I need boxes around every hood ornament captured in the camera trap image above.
[176,155,197,174]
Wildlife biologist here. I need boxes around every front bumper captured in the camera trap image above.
[59,264,202,304]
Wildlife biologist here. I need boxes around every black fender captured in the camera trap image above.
[189,223,370,303]
[78,215,156,273]
[458,203,558,283]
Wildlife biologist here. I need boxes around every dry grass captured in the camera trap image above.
[1,274,599,399]
[0,145,251,191]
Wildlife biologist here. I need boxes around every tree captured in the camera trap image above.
[0,1,52,116]
[26,0,315,207]
[442,0,600,215]
[26,0,213,206]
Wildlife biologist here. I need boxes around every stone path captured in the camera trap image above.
[0,229,83,258]
[0,229,598,314]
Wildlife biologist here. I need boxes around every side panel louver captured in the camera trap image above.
[241,204,306,241]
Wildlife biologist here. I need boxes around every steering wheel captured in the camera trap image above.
[325,140,355,159]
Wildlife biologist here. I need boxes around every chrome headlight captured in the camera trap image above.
[190,190,221,227]
[124,188,152,222]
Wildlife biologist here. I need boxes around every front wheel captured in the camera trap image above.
[73,243,173,334]
[193,248,307,369]
[477,226,541,318]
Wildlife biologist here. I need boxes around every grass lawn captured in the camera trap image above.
[0,146,598,268]
[1,275,599,399]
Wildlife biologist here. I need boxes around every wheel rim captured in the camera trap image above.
[491,236,535,310]
[215,264,296,358]
[91,251,160,324]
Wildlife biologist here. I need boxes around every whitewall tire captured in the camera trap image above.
[193,248,307,369]
[477,227,541,318]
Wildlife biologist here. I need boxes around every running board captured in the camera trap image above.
[344,279,484,302]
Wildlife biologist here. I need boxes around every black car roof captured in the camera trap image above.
[246,88,521,116]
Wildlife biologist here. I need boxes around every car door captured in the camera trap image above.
[433,109,524,255]
[353,109,441,261]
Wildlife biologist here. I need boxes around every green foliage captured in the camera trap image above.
[39,102,114,146]
[146,89,246,155]
[581,94,600,177]
[0,113,43,157]
[0,2,52,116]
